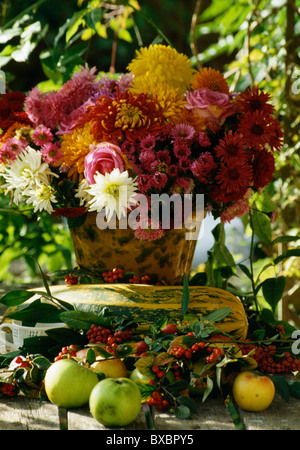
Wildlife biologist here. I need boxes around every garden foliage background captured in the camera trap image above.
[0,0,299,324]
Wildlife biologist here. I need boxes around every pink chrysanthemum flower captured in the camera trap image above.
[139,150,157,171]
[59,65,99,112]
[178,156,191,171]
[173,141,191,159]
[151,171,168,189]
[41,142,63,165]
[39,92,66,130]
[117,73,134,94]
[168,165,178,177]
[96,75,118,99]
[24,87,47,126]
[121,140,137,155]
[140,135,156,151]
[57,101,93,135]
[156,149,171,166]
[171,122,195,141]
[137,174,152,193]
[32,125,53,146]
[190,152,217,183]
[220,198,249,223]
[0,138,28,164]
[198,132,211,147]
[172,177,193,194]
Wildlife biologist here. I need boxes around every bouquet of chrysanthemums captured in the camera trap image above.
[0,44,283,240]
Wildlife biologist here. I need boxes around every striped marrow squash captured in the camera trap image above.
[29,284,248,341]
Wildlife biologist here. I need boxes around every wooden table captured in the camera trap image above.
[1,390,299,431]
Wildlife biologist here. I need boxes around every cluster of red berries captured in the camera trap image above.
[14,355,31,368]
[54,345,77,362]
[102,268,152,284]
[129,274,151,284]
[0,383,18,397]
[86,324,132,354]
[103,267,124,283]
[240,343,300,374]
[151,362,182,381]
[64,274,79,285]
[169,332,225,364]
[169,331,207,360]
[147,390,170,410]
[205,346,224,363]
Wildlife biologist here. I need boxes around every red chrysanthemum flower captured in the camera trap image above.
[0,92,31,133]
[236,85,275,116]
[237,110,278,150]
[76,89,165,143]
[214,130,248,163]
[211,159,252,203]
[248,148,275,190]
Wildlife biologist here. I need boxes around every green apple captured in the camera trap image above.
[45,358,99,408]
[89,378,142,427]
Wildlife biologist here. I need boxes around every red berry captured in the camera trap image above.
[157,370,165,379]
[14,356,24,365]
[152,365,159,373]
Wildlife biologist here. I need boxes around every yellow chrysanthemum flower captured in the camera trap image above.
[59,123,96,180]
[129,78,186,120]
[127,44,195,92]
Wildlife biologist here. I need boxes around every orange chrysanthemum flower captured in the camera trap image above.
[191,67,230,95]
[1,122,34,143]
[59,122,96,180]
[77,89,165,143]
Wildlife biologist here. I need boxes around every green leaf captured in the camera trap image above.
[271,235,300,245]
[86,348,96,365]
[0,290,34,307]
[205,307,232,323]
[59,310,111,331]
[238,263,252,280]
[167,379,189,394]
[202,376,214,403]
[273,249,300,265]
[269,375,290,402]
[181,273,190,317]
[262,276,286,313]
[65,10,88,43]
[177,395,198,413]
[32,356,51,371]
[287,381,300,400]
[250,210,272,246]
[45,327,84,346]
[174,404,190,419]
[6,299,62,323]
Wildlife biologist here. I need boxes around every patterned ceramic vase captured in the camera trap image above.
[69,212,203,285]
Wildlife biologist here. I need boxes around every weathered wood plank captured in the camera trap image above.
[67,405,148,430]
[0,396,61,430]
[236,394,300,430]
[151,396,236,430]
